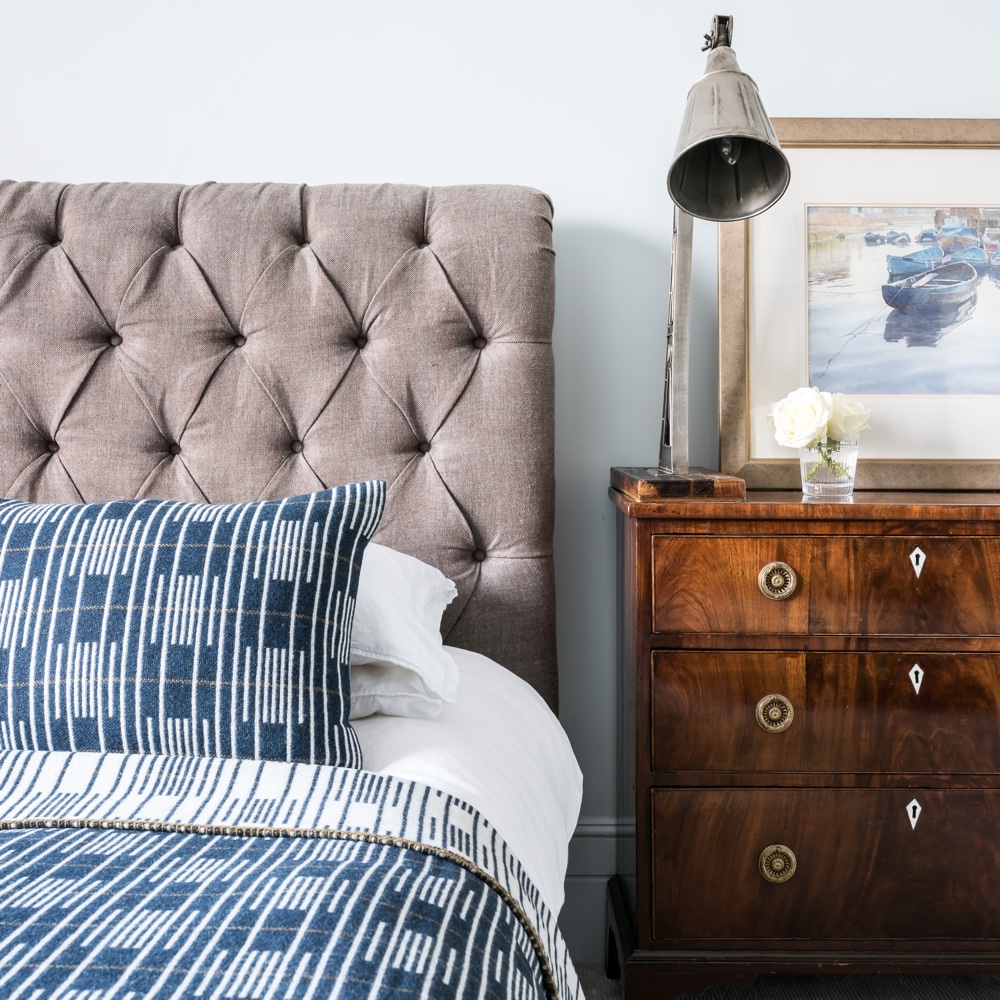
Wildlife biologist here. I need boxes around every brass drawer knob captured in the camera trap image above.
[759,844,797,883]
[758,561,797,601]
[756,694,794,733]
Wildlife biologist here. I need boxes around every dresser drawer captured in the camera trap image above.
[651,534,1000,636]
[651,651,1000,774]
[651,788,1000,942]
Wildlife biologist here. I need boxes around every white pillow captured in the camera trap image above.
[349,543,459,719]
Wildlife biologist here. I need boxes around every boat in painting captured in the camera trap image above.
[939,235,981,253]
[864,231,885,246]
[985,229,1000,253]
[881,261,978,314]
[990,253,1000,289]
[886,246,944,276]
[883,230,911,246]
[939,225,979,239]
[941,246,990,273]
[916,229,939,243]
[883,294,976,348]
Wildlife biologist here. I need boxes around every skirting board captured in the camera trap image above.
[560,817,634,964]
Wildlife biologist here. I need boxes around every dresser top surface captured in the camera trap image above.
[610,487,1000,521]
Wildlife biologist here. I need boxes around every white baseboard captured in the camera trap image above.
[560,816,633,965]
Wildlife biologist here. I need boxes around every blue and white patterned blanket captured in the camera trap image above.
[0,751,582,999]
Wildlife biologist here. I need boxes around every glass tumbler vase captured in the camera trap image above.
[798,433,860,497]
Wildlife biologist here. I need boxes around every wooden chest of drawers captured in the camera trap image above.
[607,485,1000,999]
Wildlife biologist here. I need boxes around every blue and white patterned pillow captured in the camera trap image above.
[0,481,385,766]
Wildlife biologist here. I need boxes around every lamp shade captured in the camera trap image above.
[667,44,790,222]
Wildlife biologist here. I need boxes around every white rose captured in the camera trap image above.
[769,386,832,449]
[827,393,871,440]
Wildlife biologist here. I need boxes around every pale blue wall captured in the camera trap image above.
[2,0,999,962]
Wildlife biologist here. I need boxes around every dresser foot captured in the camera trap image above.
[606,877,759,997]
[605,926,622,980]
[605,877,632,979]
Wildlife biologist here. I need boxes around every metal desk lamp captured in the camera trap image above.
[616,15,790,501]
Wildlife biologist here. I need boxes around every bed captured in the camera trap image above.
[0,181,582,998]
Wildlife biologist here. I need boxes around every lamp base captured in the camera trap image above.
[611,466,746,502]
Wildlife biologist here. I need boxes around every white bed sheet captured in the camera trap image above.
[353,645,582,915]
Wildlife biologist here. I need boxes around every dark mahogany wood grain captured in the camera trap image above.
[652,651,1000,774]
[651,652,806,772]
[651,788,1000,942]
[650,536,811,634]
[810,536,1000,635]
[611,488,1000,521]
[651,534,1000,636]
[610,478,1000,998]
[647,634,1000,653]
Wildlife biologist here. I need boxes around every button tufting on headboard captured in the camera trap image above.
[0,180,558,708]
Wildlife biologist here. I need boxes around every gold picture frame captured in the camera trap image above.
[719,118,1000,490]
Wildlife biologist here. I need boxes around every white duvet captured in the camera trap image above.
[353,645,582,914]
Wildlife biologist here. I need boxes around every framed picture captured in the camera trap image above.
[719,118,1000,489]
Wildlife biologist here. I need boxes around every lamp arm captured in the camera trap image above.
[658,206,693,474]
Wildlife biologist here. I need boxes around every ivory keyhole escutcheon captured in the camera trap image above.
[909,664,924,694]
[909,546,926,578]
[907,799,922,830]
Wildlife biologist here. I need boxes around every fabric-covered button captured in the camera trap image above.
[417,442,431,454]
[109,334,123,347]
[47,441,59,454]
[355,335,368,349]
[473,337,487,349]
[232,334,246,347]
[169,443,181,455]
[472,549,486,562]
[290,440,304,454]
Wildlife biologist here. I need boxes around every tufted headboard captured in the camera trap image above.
[0,181,558,709]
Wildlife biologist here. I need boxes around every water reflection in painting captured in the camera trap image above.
[807,207,1000,393]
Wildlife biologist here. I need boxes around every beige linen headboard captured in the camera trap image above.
[0,181,558,708]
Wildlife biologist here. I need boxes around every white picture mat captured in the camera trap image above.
[748,146,1000,462]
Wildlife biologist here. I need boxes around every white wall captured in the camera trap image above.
[4,0,1000,962]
